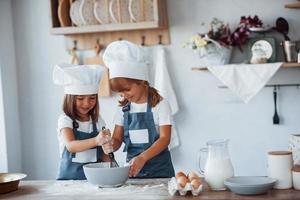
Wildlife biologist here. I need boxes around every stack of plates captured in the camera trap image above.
[224,176,277,196]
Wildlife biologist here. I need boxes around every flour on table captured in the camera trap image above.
[41,180,167,196]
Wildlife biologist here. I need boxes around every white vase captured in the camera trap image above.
[198,43,232,66]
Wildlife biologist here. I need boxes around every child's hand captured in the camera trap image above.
[102,139,114,154]
[129,155,146,177]
[95,129,111,146]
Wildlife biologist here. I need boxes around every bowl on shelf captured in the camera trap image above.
[83,162,130,187]
[224,176,276,196]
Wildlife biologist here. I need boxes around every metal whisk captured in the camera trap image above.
[102,127,119,168]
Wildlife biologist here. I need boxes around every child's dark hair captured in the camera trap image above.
[110,78,162,107]
[63,94,99,123]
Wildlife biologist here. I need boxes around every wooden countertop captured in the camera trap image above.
[1,178,300,200]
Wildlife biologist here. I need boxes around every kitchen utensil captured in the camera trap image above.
[282,41,297,62]
[224,176,276,195]
[273,87,280,125]
[275,17,290,41]
[0,173,27,194]
[102,126,119,168]
[83,162,129,187]
[70,42,79,65]
[199,139,234,190]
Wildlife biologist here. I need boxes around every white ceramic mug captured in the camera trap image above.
[268,151,293,189]
[288,134,300,165]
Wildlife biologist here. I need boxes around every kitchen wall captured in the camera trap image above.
[0,0,22,173]
[5,0,300,179]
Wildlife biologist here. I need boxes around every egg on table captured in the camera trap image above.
[175,171,186,179]
[176,175,189,188]
[188,171,200,181]
[191,178,202,189]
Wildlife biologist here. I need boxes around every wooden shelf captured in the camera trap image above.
[192,63,300,71]
[50,21,161,35]
[285,2,300,8]
[49,0,170,49]
[282,62,300,68]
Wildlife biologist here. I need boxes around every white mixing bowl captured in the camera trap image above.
[83,162,130,187]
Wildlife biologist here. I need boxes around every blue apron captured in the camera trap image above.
[57,120,104,180]
[123,96,175,178]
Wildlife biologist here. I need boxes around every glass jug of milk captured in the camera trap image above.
[199,139,234,190]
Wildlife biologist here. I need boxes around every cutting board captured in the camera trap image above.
[84,56,111,97]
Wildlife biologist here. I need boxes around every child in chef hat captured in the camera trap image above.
[53,63,111,180]
[102,40,175,178]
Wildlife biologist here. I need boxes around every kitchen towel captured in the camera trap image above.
[144,46,180,150]
[207,63,282,103]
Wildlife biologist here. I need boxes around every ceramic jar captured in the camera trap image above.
[292,165,300,190]
[268,151,293,189]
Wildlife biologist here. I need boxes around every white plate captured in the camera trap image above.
[129,0,154,22]
[94,0,110,24]
[80,0,99,25]
[224,176,276,195]
[119,0,131,23]
[109,0,119,23]
[249,26,271,32]
[70,0,85,26]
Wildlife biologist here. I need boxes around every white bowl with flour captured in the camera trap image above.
[83,162,130,187]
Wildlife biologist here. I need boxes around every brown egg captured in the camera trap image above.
[188,171,200,181]
[177,175,188,187]
[191,178,201,189]
[175,171,186,179]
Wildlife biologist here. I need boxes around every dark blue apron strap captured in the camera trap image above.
[122,103,131,152]
[146,94,152,112]
[92,122,97,133]
[71,119,79,158]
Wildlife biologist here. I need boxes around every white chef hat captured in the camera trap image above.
[103,40,148,81]
[53,63,103,95]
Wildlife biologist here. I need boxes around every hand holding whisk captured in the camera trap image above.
[101,127,119,168]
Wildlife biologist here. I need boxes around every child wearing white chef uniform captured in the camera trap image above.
[53,63,110,180]
[102,40,175,178]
